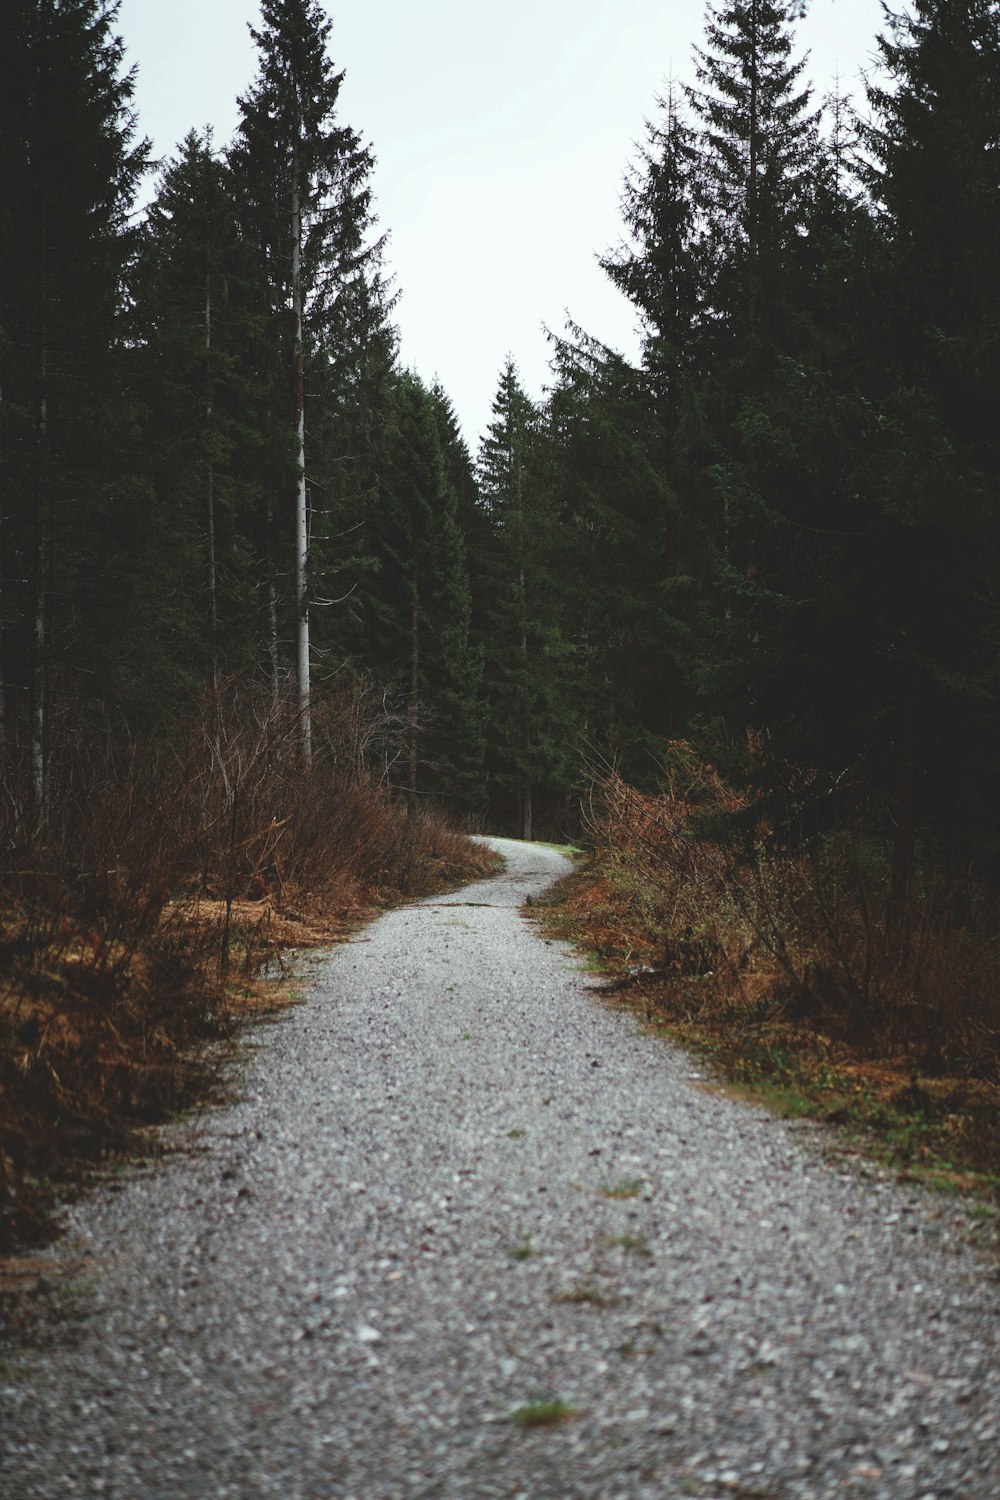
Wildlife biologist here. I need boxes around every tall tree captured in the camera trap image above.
[688,0,823,352]
[132,131,260,688]
[230,0,386,763]
[860,0,1000,878]
[478,360,578,837]
[0,0,147,803]
[363,371,483,811]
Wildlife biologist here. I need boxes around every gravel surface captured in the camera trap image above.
[2,836,999,1499]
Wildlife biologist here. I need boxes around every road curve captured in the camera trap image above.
[2,836,998,1498]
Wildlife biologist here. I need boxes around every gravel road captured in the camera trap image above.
[2,837,999,1499]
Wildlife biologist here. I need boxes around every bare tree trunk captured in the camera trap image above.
[408,597,419,808]
[31,339,49,815]
[291,135,311,770]
[0,381,6,767]
[205,271,218,684]
[519,562,531,840]
[890,647,919,918]
[265,490,280,709]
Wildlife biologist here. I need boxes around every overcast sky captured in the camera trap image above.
[117,0,887,449]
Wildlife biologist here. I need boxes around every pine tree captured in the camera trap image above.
[0,0,148,801]
[688,0,824,352]
[596,87,712,756]
[230,0,387,761]
[544,327,691,768]
[478,360,578,836]
[364,372,483,810]
[859,0,1000,876]
[132,131,261,687]
[602,84,707,400]
[867,0,1000,468]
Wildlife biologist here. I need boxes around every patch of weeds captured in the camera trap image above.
[609,1232,652,1258]
[579,954,611,974]
[599,1176,645,1199]
[508,1397,576,1428]
[64,1274,98,1301]
[506,1128,526,1140]
[0,1349,25,1379]
[507,1236,536,1261]
[555,1284,619,1309]
[460,1031,474,1041]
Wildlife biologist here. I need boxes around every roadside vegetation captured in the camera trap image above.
[536,754,1000,1203]
[0,677,496,1252]
[4,0,999,1253]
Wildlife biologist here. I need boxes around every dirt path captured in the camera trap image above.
[2,837,998,1498]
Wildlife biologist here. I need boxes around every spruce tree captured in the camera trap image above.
[478,360,578,837]
[364,372,483,811]
[132,132,262,687]
[602,84,707,398]
[859,0,1000,875]
[688,0,824,351]
[544,328,691,768]
[230,0,387,760]
[0,0,148,799]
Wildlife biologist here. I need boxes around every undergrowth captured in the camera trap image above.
[536,749,1000,1200]
[0,675,496,1251]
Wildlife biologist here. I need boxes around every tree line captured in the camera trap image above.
[1,0,998,883]
[482,0,1000,875]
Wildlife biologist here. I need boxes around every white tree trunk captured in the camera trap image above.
[291,139,311,769]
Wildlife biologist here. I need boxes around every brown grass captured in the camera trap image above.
[0,676,497,1251]
[536,752,1000,1195]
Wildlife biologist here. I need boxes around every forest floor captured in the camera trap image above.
[1,837,998,1498]
[533,859,1000,1214]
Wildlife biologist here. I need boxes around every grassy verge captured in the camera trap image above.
[0,677,498,1254]
[533,760,1000,1213]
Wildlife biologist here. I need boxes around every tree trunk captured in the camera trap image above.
[519,562,531,840]
[890,647,919,916]
[265,489,280,709]
[408,596,419,808]
[31,334,49,815]
[747,0,761,336]
[205,271,218,682]
[0,380,6,767]
[291,135,311,770]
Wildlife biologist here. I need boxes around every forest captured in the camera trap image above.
[1,0,999,1241]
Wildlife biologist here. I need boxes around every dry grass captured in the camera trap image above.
[536,752,1000,1194]
[0,676,497,1251]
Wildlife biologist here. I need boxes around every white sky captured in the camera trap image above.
[117,0,887,449]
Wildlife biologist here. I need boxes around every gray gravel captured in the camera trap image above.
[2,836,999,1499]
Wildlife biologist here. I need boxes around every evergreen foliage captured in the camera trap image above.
[0,0,149,793]
[228,0,392,732]
[362,371,483,811]
[0,0,997,869]
[477,359,579,836]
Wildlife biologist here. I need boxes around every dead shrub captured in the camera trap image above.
[583,749,1000,1086]
[0,672,494,1250]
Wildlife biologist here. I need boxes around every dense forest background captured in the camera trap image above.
[1,0,998,861]
[3,0,1000,1241]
